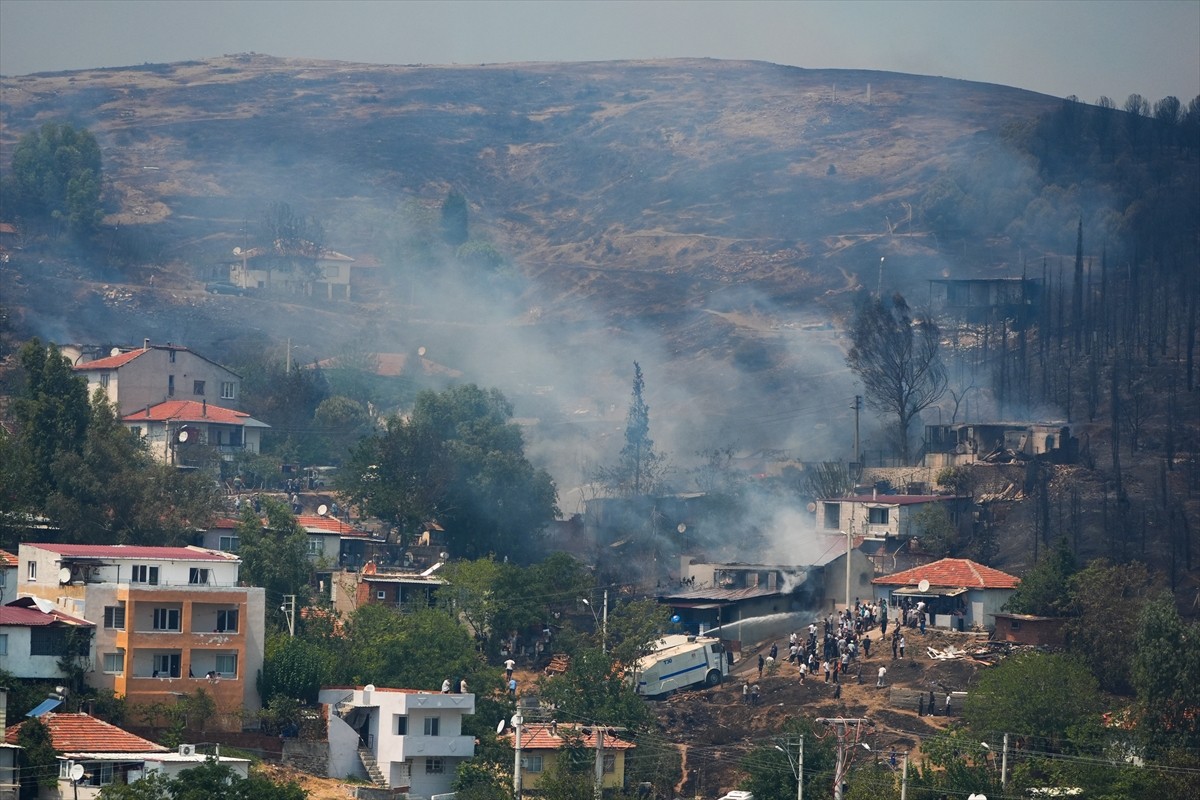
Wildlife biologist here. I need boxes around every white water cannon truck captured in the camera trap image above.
[634,634,729,697]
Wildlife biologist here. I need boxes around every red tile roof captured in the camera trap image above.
[74,349,149,370]
[1,601,94,628]
[0,549,16,567]
[25,543,236,562]
[296,515,365,535]
[873,558,1020,590]
[506,723,635,751]
[5,713,168,753]
[122,400,262,426]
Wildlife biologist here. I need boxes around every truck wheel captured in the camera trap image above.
[705,669,722,687]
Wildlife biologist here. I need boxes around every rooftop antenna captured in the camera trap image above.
[876,257,886,296]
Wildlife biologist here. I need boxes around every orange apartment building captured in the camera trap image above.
[16,544,265,732]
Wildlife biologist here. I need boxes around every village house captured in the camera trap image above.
[16,543,265,731]
[0,597,94,680]
[71,341,243,416]
[122,400,269,468]
[872,558,1020,632]
[816,493,970,541]
[991,612,1068,647]
[0,689,15,800]
[228,242,379,300]
[318,684,476,796]
[334,561,446,617]
[506,722,636,793]
[4,711,248,799]
[926,277,1041,324]
[923,421,1077,467]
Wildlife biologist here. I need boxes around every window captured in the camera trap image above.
[1009,620,1022,631]
[423,716,440,736]
[868,507,889,525]
[603,754,616,774]
[219,535,240,553]
[221,381,236,400]
[129,425,142,438]
[0,633,7,656]
[189,568,210,585]
[193,380,205,396]
[153,653,181,677]
[823,503,840,529]
[27,561,36,581]
[169,350,176,363]
[60,761,72,780]
[103,605,126,630]
[30,627,68,656]
[376,590,387,601]
[152,608,181,631]
[228,428,242,446]
[131,565,159,585]
[425,758,445,775]
[84,762,114,787]
[103,650,124,674]
[168,374,175,395]
[215,653,238,676]
[307,539,324,555]
[0,569,6,589]
[523,755,543,773]
[395,715,408,735]
[216,609,239,632]
[99,372,110,388]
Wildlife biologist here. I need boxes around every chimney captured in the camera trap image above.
[145,404,151,417]
[202,399,207,417]
[872,487,877,500]
[143,338,150,351]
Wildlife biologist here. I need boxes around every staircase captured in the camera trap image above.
[357,744,388,787]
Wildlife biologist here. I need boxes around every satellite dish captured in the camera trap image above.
[316,504,329,517]
[918,579,931,593]
[671,615,681,624]
[177,429,189,443]
[59,567,73,585]
[677,523,687,534]
[364,684,376,693]
[496,719,506,734]
[70,764,85,782]
[417,346,427,357]
[807,502,817,513]
[233,246,243,256]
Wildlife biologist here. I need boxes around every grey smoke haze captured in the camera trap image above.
[1,1,1196,105]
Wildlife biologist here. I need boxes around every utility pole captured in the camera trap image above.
[512,713,524,800]
[816,718,871,800]
[1001,732,1009,789]
[281,595,296,637]
[852,395,862,473]
[900,752,908,800]
[602,588,608,653]
[593,727,604,800]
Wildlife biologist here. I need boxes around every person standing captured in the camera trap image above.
[899,635,906,659]
[876,666,887,687]
[751,684,761,705]
[441,678,451,693]
[743,683,750,703]
[891,635,899,660]
[508,677,517,697]
[504,657,516,679]
[769,642,778,660]
[758,653,765,679]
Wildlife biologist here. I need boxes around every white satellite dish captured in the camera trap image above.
[496,719,506,734]
[316,504,329,517]
[807,502,817,513]
[59,567,73,585]
[417,346,427,357]
[177,430,189,443]
[70,764,85,782]
[918,579,931,593]
[677,523,687,534]
[233,247,242,255]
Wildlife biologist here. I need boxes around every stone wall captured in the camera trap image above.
[282,739,329,777]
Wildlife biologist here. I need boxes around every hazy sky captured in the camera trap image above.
[1,1,1197,104]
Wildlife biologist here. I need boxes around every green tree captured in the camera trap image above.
[911,503,958,557]
[441,191,469,245]
[258,634,334,705]
[538,646,652,732]
[605,598,671,671]
[1003,537,1075,615]
[16,716,60,792]
[845,293,947,463]
[8,122,103,237]
[739,719,836,800]
[236,499,312,616]
[340,385,558,560]
[593,363,669,496]
[1065,560,1153,694]
[312,395,373,464]
[98,762,307,800]
[964,652,1101,748]
[1131,596,1200,754]
[340,603,484,689]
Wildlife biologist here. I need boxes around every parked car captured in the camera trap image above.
[205,281,245,296]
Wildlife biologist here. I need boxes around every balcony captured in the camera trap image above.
[391,734,475,760]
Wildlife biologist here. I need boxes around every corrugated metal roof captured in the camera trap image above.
[1,603,95,628]
[834,494,964,506]
[658,585,781,603]
[25,543,237,562]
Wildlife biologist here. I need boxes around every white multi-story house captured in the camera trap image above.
[72,341,243,417]
[16,543,265,732]
[319,685,476,798]
[816,493,968,540]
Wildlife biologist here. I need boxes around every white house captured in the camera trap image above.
[122,399,269,467]
[72,342,243,417]
[872,558,1020,631]
[816,494,968,540]
[0,597,95,680]
[319,685,476,798]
